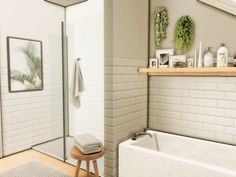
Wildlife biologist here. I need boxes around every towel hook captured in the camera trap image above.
[77,58,81,61]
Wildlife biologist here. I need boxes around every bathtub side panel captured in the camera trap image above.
[119,143,236,177]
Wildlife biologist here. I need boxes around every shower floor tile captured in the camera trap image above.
[32,137,73,161]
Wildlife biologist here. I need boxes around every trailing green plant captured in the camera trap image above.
[11,42,42,89]
[154,7,168,49]
[175,15,195,53]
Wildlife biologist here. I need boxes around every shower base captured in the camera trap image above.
[32,137,74,161]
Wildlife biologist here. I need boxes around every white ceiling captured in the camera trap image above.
[45,0,87,7]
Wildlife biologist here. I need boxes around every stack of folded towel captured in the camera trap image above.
[74,134,103,155]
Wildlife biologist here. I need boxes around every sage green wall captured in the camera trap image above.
[105,0,149,176]
[105,0,149,59]
[150,0,236,58]
[149,0,236,146]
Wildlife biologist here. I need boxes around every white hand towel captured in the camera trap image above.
[70,59,85,108]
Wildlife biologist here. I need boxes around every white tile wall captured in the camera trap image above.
[104,57,148,177]
[1,54,64,156]
[66,0,104,145]
[67,1,105,175]
[0,0,64,155]
[149,77,236,144]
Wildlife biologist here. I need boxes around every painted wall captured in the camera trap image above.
[150,0,236,58]
[66,0,104,175]
[149,0,236,145]
[0,0,64,155]
[104,0,149,176]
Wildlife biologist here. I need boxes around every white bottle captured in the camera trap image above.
[204,47,214,67]
[217,43,228,67]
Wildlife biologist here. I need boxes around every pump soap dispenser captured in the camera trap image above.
[204,47,214,67]
[217,43,228,67]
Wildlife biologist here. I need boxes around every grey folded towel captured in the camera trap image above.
[74,134,103,154]
[75,142,103,155]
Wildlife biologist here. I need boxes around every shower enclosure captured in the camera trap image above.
[0,0,104,175]
[0,81,2,159]
[33,0,104,167]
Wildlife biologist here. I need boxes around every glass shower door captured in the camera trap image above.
[0,24,3,158]
[30,21,65,161]
[0,80,2,158]
[65,1,105,175]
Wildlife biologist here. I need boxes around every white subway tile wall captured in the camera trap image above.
[149,77,236,144]
[104,0,148,176]
[104,57,148,177]
[0,0,64,155]
[1,60,63,156]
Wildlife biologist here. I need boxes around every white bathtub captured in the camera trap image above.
[119,130,236,177]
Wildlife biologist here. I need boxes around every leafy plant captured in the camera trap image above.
[175,15,195,53]
[154,7,168,49]
[11,42,42,89]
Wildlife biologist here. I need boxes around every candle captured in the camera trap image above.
[194,49,197,68]
[198,42,202,68]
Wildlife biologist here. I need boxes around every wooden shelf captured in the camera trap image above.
[138,67,236,76]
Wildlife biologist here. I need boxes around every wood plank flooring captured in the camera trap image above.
[0,150,94,177]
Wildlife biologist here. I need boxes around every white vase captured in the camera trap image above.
[197,42,202,68]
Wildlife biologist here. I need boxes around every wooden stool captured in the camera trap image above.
[70,147,105,177]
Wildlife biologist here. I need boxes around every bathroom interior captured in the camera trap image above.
[0,0,236,177]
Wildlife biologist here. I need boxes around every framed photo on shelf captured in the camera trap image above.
[156,49,174,68]
[7,36,43,92]
[187,58,194,68]
[169,55,187,68]
[149,58,158,68]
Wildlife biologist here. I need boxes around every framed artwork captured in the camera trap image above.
[187,58,194,68]
[198,0,236,16]
[169,55,187,68]
[149,58,158,68]
[7,36,43,92]
[156,49,174,68]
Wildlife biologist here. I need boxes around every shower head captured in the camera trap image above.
[44,0,88,7]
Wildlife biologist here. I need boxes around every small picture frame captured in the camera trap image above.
[149,58,158,68]
[156,49,174,68]
[187,58,194,68]
[169,55,187,68]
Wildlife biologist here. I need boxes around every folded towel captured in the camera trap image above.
[75,142,103,155]
[73,134,103,154]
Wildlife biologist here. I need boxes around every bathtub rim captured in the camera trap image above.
[148,129,236,147]
[121,130,236,149]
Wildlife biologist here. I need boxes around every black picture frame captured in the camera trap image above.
[7,36,44,93]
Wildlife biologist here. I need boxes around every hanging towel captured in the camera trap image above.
[70,59,85,108]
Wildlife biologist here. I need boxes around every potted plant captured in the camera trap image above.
[154,7,168,49]
[175,15,195,53]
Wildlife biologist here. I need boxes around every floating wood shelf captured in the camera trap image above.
[138,67,236,76]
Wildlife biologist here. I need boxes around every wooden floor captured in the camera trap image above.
[0,150,93,177]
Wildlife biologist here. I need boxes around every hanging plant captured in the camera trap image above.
[175,15,195,53]
[154,7,168,49]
